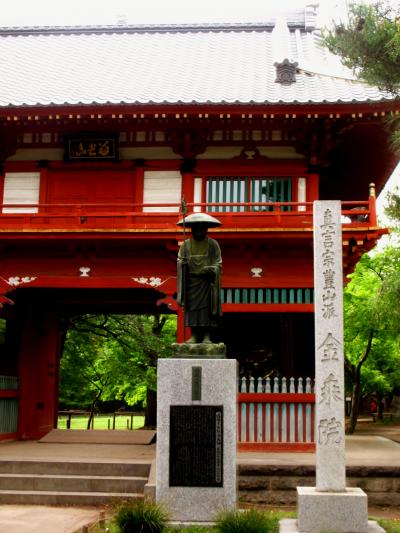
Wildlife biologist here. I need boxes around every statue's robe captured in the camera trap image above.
[177,236,222,327]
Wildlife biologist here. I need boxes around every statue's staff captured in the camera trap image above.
[179,196,188,341]
[180,196,187,241]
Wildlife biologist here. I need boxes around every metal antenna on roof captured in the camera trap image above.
[116,14,127,26]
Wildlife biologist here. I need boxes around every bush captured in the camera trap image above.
[115,499,169,533]
[215,509,277,533]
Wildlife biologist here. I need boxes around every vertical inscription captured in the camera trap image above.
[192,366,202,401]
[169,405,223,487]
[215,410,223,483]
[314,201,346,491]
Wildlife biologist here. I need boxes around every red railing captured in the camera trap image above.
[0,198,377,230]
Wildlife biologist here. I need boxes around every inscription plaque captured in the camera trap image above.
[192,366,202,401]
[169,405,223,487]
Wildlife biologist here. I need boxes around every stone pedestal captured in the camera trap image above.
[297,487,368,533]
[156,353,237,522]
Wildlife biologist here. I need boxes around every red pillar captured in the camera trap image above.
[181,170,194,210]
[17,305,61,439]
[177,306,185,343]
[176,306,191,343]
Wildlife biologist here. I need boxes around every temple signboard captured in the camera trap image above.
[64,134,118,161]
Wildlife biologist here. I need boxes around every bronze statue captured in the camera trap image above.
[177,213,222,344]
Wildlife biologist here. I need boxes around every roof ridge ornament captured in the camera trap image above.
[274,58,298,85]
[305,3,318,31]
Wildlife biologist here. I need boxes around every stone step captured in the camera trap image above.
[0,489,143,506]
[238,464,400,507]
[0,473,148,493]
[0,460,150,477]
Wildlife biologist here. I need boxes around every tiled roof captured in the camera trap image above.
[0,13,394,109]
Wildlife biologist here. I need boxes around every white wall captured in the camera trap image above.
[3,172,40,213]
[143,170,181,212]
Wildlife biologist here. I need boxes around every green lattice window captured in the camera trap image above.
[206,176,292,212]
[0,399,18,433]
[221,288,314,304]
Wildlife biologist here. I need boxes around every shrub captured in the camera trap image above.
[115,499,169,533]
[215,508,277,533]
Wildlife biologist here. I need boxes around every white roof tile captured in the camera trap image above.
[0,22,394,109]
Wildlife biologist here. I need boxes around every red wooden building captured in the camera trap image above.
[0,7,398,440]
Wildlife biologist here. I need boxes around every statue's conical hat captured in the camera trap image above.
[177,212,222,227]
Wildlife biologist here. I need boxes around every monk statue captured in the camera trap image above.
[177,213,222,344]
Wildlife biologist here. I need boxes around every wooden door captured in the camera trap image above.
[45,169,135,226]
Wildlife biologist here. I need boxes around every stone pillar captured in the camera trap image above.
[156,343,236,524]
[314,201,345,491]
[296,201,368,533]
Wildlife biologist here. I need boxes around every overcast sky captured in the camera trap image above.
[1,0,351,26]
[3,0,398,28]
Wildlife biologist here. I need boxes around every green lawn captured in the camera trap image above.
[57,414,145,430]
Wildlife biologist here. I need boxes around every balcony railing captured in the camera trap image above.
[0,198,377,230]
[238,375,315,451]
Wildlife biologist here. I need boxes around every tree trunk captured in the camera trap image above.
[346,329,375,435]
[347,376,362,434]
[144,388,157,428]
[87,388,103,430]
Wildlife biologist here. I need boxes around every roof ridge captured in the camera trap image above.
[0,19,313,37]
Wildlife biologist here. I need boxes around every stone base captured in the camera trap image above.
[156,358,236,522]
[169,521,216,528]
[171,342,226,358]
[280,519,385,533]
[297,486,368,533]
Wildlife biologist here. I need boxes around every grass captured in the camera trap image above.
[377,518,400,533]
[215,508,281,532]
[57,414,145,430]
[88,510,400,533]
[115,500,169,532]
[89,509,295,532]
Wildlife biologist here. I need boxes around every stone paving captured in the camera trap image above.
[0,505,100,533]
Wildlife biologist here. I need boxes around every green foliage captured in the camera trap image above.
[385,188,400,227]
[344,248,400,408]
[115,500,169,533]
[215,509,278,533]
[322,2,400,152]
[60,314,176,410]
[323,2,400,93]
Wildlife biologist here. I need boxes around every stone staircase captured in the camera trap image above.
[238,464,400,507]
[0,459,151,505]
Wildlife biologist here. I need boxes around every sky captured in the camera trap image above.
[1,0,350,26]
[1,0,399,219]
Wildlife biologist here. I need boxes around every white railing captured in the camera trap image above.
[237,376,315,451]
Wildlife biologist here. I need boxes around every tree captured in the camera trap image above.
[60,314,176,428]
[323,3,400,431]
[323,2,400,150]
[344,248,400,433]
[385,186,400,226]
